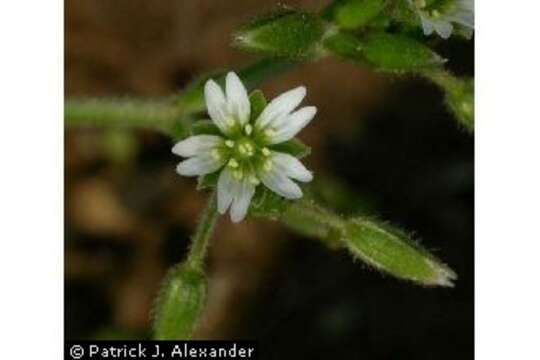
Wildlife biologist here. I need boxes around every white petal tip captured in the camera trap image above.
[301,172,314,183]
[230,214,245,223]
[284,189,303,200]
[175,163,194,177]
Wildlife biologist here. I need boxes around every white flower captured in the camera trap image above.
[409,0,474,39]
[172,72,316,223]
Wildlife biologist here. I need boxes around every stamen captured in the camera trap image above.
[244,124,253,136]
[263,159,273,171]
[264,129,276,138]
[233,170,243,180]
[226,118,235,127]
[249,175,260,185]
[225,140,235,148]
[228,158,239,168]
[261,147,271,157]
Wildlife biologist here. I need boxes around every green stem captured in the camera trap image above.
[280,197,345,249]
[65,97,190,138]
[186,191,219,268]
[421,68,459,89]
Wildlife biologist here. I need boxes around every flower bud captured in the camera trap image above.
[233,9,326,59]
[344,218,457,287]
[153,264,207,340]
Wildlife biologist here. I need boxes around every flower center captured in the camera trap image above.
[234,137,256,159]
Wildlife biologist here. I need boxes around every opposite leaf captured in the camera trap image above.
[233,9,326,60]
[344,218,457,286]
[363,33,446,72]
[326,0,388,29]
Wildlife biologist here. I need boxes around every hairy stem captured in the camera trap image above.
[65,97,190,138]
[186,191,219,268]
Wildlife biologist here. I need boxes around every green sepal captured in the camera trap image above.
[249,90,267,122]
[270,138,311,159]
[326,0,388,29]
[363,33,446,72]
[197,172,220,191]
[190,119,221,136]
[249,187,290,219]
[233,9,326,60]
[152,263,207,340]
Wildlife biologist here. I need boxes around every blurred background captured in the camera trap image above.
[65,1,473,359]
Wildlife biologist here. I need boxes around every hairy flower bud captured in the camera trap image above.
[153,264,207,340]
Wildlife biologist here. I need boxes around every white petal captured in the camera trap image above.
[255,86,306,129]
[172,135,224,157]
[266,106,317,145]
[271,152,313,183]
[420,17,436,36]
[259,169,303,199]
[217,167,235,214]
[449,10,474,28]
[204,79,230,134]
[225,72,250,126]
[176,155,225,177]
[433,20,453,39]
[230,179,256,223]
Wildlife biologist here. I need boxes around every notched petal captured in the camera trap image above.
[255,86,306,129]
[176,155,225,177]
[225,72,251,126]
[172,135,224,157]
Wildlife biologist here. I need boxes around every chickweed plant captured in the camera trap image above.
[66,0,473,339]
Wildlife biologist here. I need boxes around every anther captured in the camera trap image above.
[263,159,273,171]
[228,158,239,168]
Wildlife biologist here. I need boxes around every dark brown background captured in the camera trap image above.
[65,1,474,359]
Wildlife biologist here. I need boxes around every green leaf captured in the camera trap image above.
[344,218,456,286]
[233,9,326,60]
[323,31,364,61]
[190,120,221,136]
[445,78,474,131]
[249,187,290,219]
[153,263,207,340]
[249,90,267,122]
[270,138,311,158]
[363,33,446,72]
[422,69,474,132]
[262,197,457,287]
[326,0,388,29]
